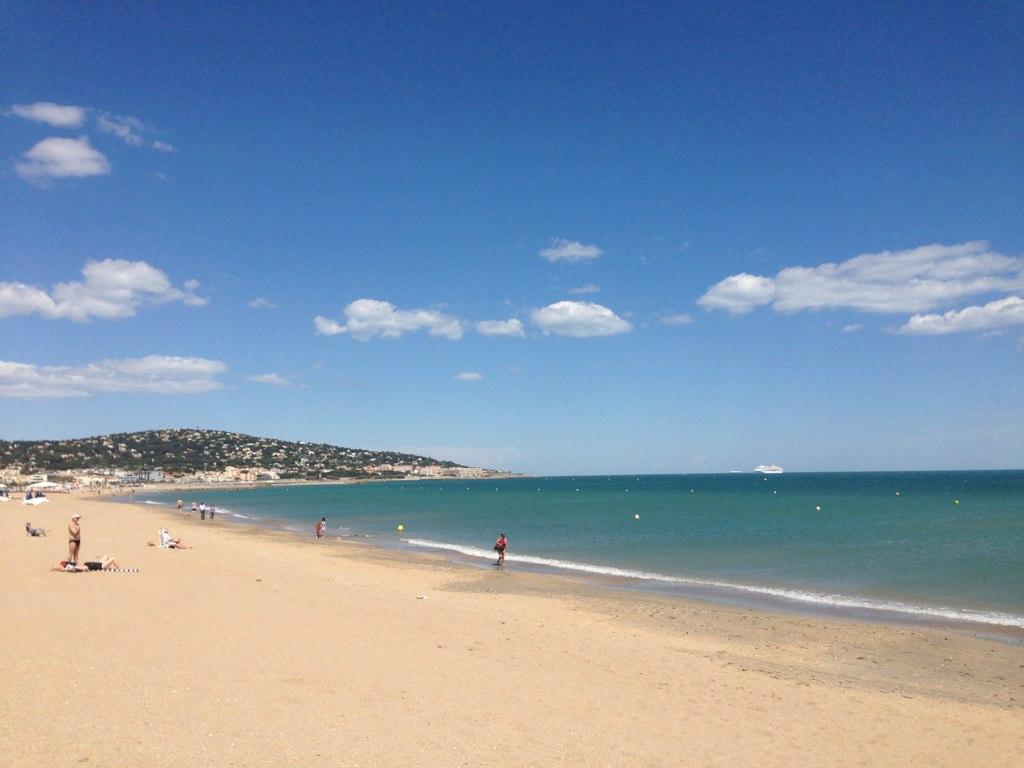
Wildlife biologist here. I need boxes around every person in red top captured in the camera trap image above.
[314,517,327,540]
[493,533,507,567]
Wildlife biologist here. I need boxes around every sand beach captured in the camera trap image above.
[2,492,1022,767]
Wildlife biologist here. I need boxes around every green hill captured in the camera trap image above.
[0,428,466,480]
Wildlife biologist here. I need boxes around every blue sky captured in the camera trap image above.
[2,1,1022,474]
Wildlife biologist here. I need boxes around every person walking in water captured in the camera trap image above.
[68,513,82,565]
[314,517,327,539]
[493,532,507,567]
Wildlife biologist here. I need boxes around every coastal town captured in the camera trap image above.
[0,428,510,490]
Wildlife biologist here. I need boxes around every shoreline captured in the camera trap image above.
[123,489,1024,642]
[3,492,1022,766]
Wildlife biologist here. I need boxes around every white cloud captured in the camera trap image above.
[698,273,777,314]
[314,316,345,335]
[96,113,145,147]
[531,301,632,337]
[0,355,226,398]
[15,136,110,180]
[538,239,603,263]
[843,323,864,333]
[249,297,278,310]
[899,295,1024,335]
[315,299,464,341]
[700,242,1023,316]
[475,318,524,337]
[660,313,693,326]
[247,373,291,386]
[10,102,86,127]
[0,259,206,321]
[96,113,175,153]
[455,371,482,381]
[568,283,601,295]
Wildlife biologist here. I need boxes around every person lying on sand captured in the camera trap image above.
[150,528,192,549]
[26,522,47,537]
[53,556,122,572]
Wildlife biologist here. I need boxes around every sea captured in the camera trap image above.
[138,471,1024,633]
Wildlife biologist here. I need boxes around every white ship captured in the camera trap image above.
[754,463,784,474]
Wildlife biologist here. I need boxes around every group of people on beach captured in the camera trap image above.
[50,513,134,572]
[177,499,216,520]
[43,503,507,572]
[41,511,192,573]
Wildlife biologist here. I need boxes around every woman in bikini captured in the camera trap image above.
[68,513,81,565]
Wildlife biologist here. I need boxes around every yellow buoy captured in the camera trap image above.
[954,499,960,505]
[815,505,822,511]
[396,524,405,532]
[634,513,640,520]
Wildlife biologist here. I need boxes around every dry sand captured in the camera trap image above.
[2,493,1022,767]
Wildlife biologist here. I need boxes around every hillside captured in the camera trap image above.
[0,429,471,480]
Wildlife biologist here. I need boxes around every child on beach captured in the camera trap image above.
[494,533,507,567]
[314,517,327,539]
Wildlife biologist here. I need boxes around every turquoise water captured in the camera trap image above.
[142,471,1024,629]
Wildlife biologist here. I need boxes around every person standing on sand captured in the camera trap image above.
[199,503,206,521]
[494,532,507,567]
[68,514,82,565]
[177,499,184,513]
[315,517,327,539]
[190,501,197,516]
[209,505,216,520]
